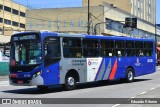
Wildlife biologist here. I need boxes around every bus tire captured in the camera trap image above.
[125,68,134,83]
[63,74,76,91]
[37,85,48,91]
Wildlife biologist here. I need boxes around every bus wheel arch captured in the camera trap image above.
[63,69,80,90]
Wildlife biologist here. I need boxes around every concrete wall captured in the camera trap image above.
[26,6,104,34]
[83,0,131,14]
[26,5,155,38]
[0,34,10,42]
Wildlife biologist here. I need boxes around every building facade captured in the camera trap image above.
[156,24,160,44]
[26,7,104,34]
[0,0,26,39]
[83,0,156,24]
[26,3,156,41]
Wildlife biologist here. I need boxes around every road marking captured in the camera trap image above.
[111,85,160,107]
[131,85,160,98]
[149,88,156,91]
[112,104,120,107]
[139,91,146,95]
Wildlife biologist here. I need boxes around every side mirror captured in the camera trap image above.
[3,42,10,57]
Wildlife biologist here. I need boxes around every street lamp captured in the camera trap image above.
[155,1,157,45]
[155,0,157,62]
[87,2,117,35]
[94,22,108,35]
[87,0,90,35]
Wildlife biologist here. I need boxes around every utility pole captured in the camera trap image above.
[155,0,157,60]
[155,0,157,45]
[87,0,90,35]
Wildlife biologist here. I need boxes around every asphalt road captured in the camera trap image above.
[0,67,160,107]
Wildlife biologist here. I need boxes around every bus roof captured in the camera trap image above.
[57,32,154,42]
[12,31,155,42]
[84,35,154,42]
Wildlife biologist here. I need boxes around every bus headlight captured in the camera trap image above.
[37,71,41,75]
[32,71,41,79]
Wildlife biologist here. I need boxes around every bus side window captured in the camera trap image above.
[126,41,135,56]
[100,40,114,57]
[44,37,61,67]
[83,39,99,57]
[139,50,144,56]
[135,42,144,57]
[115,41,125,57]
[144,42,153,56]
[46,42,60,57]
[63,38,82,58]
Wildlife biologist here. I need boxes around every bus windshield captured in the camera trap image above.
[10,42,42,66]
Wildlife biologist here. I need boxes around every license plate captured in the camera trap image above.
[18,80,23,84]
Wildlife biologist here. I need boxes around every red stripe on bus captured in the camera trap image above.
[109,59,118,80]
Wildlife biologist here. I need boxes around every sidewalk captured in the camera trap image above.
[0,76,8,81]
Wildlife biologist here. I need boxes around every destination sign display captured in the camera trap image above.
[12,33,40,41]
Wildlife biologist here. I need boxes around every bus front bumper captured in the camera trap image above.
[9,75,44,86]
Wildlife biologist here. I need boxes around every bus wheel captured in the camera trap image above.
[125,68,134,83]
[63,75,76,91]
[37,85,48,90]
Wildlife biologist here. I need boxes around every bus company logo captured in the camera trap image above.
[135,58,141,66]
[88,61,92,66]
[147,59,153,63]
[88,59,99,66]
[137,58,139,63]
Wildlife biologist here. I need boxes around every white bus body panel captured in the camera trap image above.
[60,58,103,84]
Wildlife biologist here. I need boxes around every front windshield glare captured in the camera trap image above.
[10,42,42,66]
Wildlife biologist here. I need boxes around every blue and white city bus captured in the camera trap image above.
[6,31,156,90]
